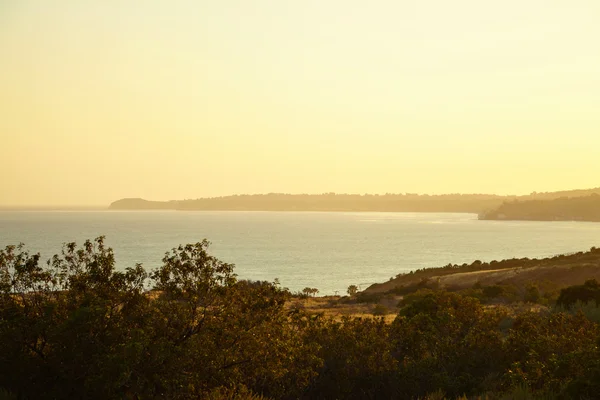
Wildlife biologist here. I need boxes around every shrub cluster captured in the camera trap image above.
[2,238,600,399]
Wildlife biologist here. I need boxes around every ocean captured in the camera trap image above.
[1,211,599,295]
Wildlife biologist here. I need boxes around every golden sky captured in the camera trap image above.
[1,1,599,206]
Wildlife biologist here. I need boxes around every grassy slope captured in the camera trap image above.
[364,246,600,294]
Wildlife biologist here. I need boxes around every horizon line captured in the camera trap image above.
[3,186,599,209]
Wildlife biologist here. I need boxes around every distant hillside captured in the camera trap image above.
[522,187,600,200]
[109,188,600,213]
[108,198,178,210]
[365,246,600,295]
[480,194,600,222]
[109,193,508,213]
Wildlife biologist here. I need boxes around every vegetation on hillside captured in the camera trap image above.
[366,246,600,296]
[3,238,600,399]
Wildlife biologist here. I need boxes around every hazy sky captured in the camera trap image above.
[1,1,599,206]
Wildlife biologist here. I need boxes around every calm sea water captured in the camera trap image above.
[1,211,600,295]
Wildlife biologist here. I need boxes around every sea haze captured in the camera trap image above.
[1,211,600,295]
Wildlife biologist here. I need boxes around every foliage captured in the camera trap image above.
[3,239,600,399]
[302,287,319,297]
[392,291,507,398]
[355,291,384,304]
[503,311,599,395]
[0,238,318,399]
[555,299,600,324]
[304,316,398,399]
[372,246,600,299]
[556,278,600,308]
[347,284,358,296]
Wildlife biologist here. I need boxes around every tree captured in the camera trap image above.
[131,240,320,398]
[0,238,321,399]
[302,287,319,297]
[391,291,507,398]
[305,316,397,399]
[504,311,599,394]
[0,237,150,399]
[347,285,358,296]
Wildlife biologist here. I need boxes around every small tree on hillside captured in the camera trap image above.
[347,285,358,296]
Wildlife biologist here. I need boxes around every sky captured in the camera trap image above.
[1,1,599,206]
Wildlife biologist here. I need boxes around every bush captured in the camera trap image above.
[372,304,388,316]
[355,292,384,304]
[556,279,600,308]
[4,239,600,400]
[524,283,542,304]
[0,238,320,399]
[555,300,600,324]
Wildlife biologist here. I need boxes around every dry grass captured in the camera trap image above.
[440,263,600,291]
[367,261,600,295]
[286,296,397,323]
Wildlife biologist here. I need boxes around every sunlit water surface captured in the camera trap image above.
[1,211,600,295]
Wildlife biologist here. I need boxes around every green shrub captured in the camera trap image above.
[555,300,600,324]
[556,279,600,308]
